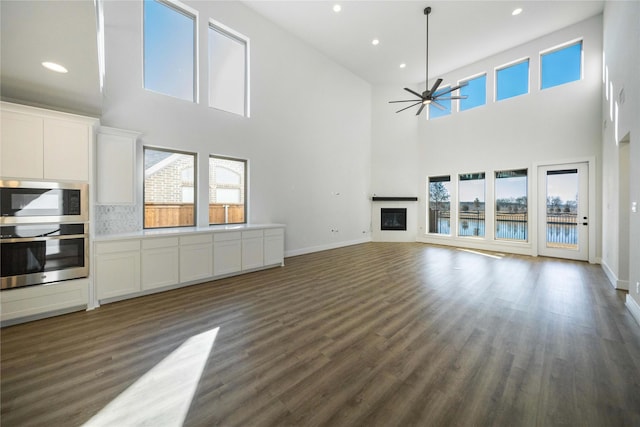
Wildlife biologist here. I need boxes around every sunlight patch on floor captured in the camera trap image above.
[83,327,219,427]
[457,248,504,259]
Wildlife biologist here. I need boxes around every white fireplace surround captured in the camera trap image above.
[372,199,418,242]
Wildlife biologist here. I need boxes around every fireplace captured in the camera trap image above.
[381,208,407,231]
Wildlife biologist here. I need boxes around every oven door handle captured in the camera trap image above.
[0,234,88,243]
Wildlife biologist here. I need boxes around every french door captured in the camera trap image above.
[537,162,589,261]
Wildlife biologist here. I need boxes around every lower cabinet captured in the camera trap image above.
[213,232,242,276]
[1,278,89,325]
[142,237,179,290]
[180,234,213,282]
[95,239,141,300]
[242,230,264,270]
[264,228,285,266]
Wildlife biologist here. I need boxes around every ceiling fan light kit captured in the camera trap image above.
[390,6,468,116]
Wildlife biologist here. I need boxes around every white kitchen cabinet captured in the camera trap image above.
[142,237,179,290]
[264,228,285,266]
[213,232,242,276]
[180,234,213,283]
[96,127,139,204]
[242,230,264,270]
[0,278,89,325]
[95,240,141,300]
[0,102,96,181]
[0,111,43,179]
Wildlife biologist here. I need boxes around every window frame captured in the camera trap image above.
[458,172,486,238]
[208,19,251,117]
[142,0,199,103]
[494,169,528,242]
[428,175,452,235]
[539,39,583,90]
[495,57,530,102]
[143,146,198,229]
[458,72,487,112]
[209,154,248,225]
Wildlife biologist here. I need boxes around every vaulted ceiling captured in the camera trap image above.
[0,0,604,116]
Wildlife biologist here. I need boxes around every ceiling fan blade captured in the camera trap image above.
[404,88,424,99]
[428,78,443,96]
[395,101,422,113]
[435,82,469,97]
[415,104,426,116]
[389,99,422,103]
[431,100,446,110]
[433,96,468,101]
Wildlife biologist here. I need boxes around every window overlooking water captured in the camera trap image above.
[458,173,485,237]
[495,169,528,241]
[459,74,486,111]
[428,175,451,234]
[496,59,529,101]
[143,0,197,102]
[144,147,196,228]
[541,40,582,90]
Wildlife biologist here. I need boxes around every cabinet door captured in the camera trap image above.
[180,234,213,283]
[96,130,137,204]
[142,238,179,290]
[43,119,90,181]
[242,230,264,270]
[95,240,141,300]
[264,228,284,266]
[0,111,44,179]
[213,233,242,276]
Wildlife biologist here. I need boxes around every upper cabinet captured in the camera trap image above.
[0,102,97,182]
[96,127,140,205]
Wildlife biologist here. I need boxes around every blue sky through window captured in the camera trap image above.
[429,87,451,119]
[541,42,582,89]
[496,60,529,101]
[144,0,195,102]
[460,74,486,111]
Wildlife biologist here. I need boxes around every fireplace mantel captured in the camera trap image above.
[371,197,418,202]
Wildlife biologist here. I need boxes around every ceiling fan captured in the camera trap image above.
[390,6,467,116]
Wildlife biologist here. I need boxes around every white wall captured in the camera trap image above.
[601,1,640,317]
[99,0,372,255]
[372,15,603,257]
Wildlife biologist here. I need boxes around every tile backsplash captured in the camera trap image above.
[94,205,141,235]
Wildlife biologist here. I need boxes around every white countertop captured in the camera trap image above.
[93,223,285,241]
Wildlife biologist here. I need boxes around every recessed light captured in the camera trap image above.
[42,61,68,73]
[399,63,406,69]
[333,4,341,13]
[512,8,523,16]
[372,39,380,46]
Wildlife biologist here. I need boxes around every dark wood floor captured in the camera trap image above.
[2,242,640,426]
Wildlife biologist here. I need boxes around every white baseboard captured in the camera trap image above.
[285,237,371,258]
[626,294,640,327]
[617,280,630,291]
[600,259,618,289]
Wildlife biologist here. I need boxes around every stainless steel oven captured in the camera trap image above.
[0,180,88,224]
[1,223,89,289]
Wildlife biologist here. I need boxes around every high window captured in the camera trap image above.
[428,87,451,119]
[143,0,197,102]
[144,147,196,228]
[458,173,485,237]
[496,59,529,101]
[495,169,528,241]
[209,156,247,224]
[428,176,451,234]
[541,40,582,90]
[209,20,249,116]
[459,74,486,111]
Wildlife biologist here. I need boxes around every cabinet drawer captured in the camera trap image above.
[95,240,140,254]
[242,230,263,239]
[180,234,212,246]
[142,237,179,250]
[264,228,284,237]
[214,231,241,242]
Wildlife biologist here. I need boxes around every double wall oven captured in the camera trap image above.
[1,180,89,290]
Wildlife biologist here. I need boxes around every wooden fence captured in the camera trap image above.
[144,203,244,227]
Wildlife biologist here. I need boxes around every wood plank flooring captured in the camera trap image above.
[2,242,640,426]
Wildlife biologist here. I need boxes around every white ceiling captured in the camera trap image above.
[243,0,604,85]
[0,1,604,115]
